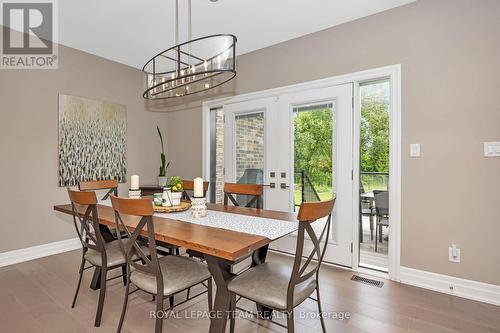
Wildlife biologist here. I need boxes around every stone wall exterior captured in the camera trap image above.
[215,108,225,204]
[213,111,265,204]
[235,113,265,180]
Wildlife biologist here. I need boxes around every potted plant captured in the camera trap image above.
[157,126,170,186]
[168,176,183,206]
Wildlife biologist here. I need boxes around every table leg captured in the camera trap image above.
[251,245,273,319]
[205,255,234,333]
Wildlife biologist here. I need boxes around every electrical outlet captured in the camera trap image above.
[448,245,461,263]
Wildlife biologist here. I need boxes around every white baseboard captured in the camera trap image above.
[400,266,500,307]
[0,238,80,268]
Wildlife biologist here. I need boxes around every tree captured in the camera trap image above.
[294,108,333,186]
[360,94,389,173]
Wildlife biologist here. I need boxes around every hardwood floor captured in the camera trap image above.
[0,250,499,333]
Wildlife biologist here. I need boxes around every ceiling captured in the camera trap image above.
[59,0,415,69]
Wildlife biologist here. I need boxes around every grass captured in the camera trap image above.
[293,178,388,206]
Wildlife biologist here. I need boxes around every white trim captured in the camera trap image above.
[400,266,500,307]
[202,65,401,109]
[0,238,80,267]
[202,64,402,280]
[388,65,402,281]
[202,107,210,181]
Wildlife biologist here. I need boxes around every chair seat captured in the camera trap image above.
[85,239,147,268]
[228,262,317,310]
[130,255,211,296]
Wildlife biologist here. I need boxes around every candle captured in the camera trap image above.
[193,177,204,198]
[131,175,139,190]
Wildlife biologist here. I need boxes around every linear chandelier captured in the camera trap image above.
[142,0,237,100]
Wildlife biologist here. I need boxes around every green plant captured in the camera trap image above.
[168,176,183,192]
[157,126,170,177]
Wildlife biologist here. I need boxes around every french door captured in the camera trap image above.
[224,84,354,267]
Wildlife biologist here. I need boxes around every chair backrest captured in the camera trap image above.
[67,189,107,262]
[287,198,336,307]
[223,182,263,209]
[181,179,209,200]
[373,190,389,216]
[110,196,164,293]
[79,180,118,200]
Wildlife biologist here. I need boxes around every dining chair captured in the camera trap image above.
[373,190,389,252]
[110,195,212,333]
[227,198,336,333]
[359,182,375,242]
[224,182,263,208]
[68,188,143,327]
[79,179,118,200]
[79,179,120,241]
[181,179,209,200]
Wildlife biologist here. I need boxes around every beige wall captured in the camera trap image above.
[0,36,168,252]
[166,0,500,285]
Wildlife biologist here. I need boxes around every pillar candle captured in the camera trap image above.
[193,177,204,197]
[131,175,139,190]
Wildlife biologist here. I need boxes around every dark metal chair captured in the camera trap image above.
[181,179,209,201]
[224,182,263,209]
[373,190,389,252]
[110,196,212,333]
[359,182,375,242]
[227,198,336,333]
[236,168,264,206]
[67,188,136,327]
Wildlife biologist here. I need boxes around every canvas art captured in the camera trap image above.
[58,94,127,187]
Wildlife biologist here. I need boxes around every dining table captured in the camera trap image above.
[53,201,299,333]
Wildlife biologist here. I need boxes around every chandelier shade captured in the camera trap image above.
[142,34,236,100]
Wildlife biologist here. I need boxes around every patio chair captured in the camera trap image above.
[373,190,389,252]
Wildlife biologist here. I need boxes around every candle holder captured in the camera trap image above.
[191,196,207,218]
[128,189,142,199]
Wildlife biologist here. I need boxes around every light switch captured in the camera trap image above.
[410,144,421,157]
[484,142,500,157]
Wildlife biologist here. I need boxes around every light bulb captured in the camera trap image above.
[204,83,210,89]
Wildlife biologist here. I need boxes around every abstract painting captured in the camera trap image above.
[58,94,127,187]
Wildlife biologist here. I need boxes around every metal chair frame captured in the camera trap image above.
[111,197,212,333]
[228,199,334,333]
[68,189,128,327]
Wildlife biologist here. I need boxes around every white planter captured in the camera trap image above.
[158,176,169,187]
[171,191,182,206]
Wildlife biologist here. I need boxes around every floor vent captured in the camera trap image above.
[351,275,384,288]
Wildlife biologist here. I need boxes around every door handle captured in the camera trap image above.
[280,183,290,189]
[263,183,276,189]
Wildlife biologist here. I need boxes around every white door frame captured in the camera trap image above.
[202,65,402,281]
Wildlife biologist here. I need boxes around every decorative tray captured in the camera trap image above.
[153,201,191,213]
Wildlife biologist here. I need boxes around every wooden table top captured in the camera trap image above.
[54,203,297,262]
